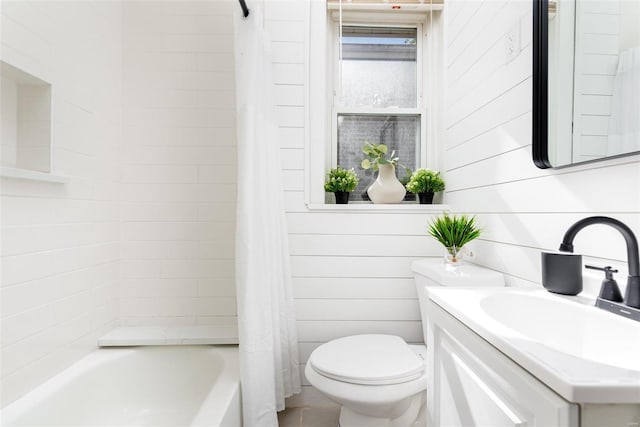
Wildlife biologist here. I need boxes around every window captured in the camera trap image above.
[305,2,440,207]
[332,24,425,202]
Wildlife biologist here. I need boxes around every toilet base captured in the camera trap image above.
[338,391,425,427]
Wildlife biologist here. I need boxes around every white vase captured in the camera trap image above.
[367,164,406,204]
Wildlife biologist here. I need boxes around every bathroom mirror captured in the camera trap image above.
[533,0,640,168]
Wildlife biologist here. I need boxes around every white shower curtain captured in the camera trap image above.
[608,46,640,156]
[233,2,301,426]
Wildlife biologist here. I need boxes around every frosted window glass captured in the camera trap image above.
[337,115,420,201]
[341,27,417,108]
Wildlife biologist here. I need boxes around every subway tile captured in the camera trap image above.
[197,278,237,297]
[51,291,94,326]
[197,164,237,183]
[125,34,234,53]
[160,259,235,279]
[122,183,236,203]
[122,221,234,241]
[1,305,53,348]
[123,107,236,128]
[121,164,199,184]
[121,203,200,222]
[197,53,235,71]
[122,145,236,165]
[123,125,236,147]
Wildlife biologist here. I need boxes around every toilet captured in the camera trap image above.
[304,259,505,427]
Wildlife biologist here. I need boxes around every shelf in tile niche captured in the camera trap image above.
[0,167,67,183]
[98,325,239,347]
[1,61,52,174]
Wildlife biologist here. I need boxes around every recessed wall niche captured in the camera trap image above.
[1,61,52,173]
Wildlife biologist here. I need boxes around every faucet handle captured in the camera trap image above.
[585,265,618,278]
[586,265,623,302]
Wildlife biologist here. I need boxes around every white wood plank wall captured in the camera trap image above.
[443,0,640,293]
[265,1,449,407]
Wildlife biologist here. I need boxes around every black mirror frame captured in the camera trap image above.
[532,0,551,169]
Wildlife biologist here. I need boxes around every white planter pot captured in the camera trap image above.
[367,164,406,204]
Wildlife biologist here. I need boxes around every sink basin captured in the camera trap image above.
[426,287,640,403]
[480,292,640,372]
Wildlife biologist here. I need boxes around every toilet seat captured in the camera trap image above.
[308,334,424,385]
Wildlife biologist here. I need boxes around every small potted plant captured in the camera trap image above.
[361,142,411,204]
[324,166,359,204]
[405,169,445,204]
[427,213,481,264]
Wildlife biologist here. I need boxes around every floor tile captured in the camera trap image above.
[300,406,340,427]
[278,407,302,427]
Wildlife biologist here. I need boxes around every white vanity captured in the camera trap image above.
[424,288,640,427]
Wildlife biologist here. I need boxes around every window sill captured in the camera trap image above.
[306,203,449,213]
[0,167,68,184]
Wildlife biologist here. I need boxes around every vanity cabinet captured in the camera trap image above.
[426,301,579,427]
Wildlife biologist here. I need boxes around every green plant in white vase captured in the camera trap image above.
[360,142,410,204]
[360,143,410,174]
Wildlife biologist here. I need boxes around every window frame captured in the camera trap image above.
[330,20,428,183]
[305,2,442,208]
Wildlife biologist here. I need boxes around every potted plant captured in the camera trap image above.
[324,166,359,204]
[406,169,445,204]
[360,142,411,204]
[427,213,481,264]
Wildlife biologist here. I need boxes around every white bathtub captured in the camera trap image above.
[1,346,241,427]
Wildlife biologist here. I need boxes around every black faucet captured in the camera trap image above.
[559,216,640,309]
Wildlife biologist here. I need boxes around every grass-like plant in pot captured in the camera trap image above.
[405,169,445,204]
[324,166,359,204]
[427,213,481,264]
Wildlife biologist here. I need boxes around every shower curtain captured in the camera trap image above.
[608,46,640,156]
[233,2,301,426]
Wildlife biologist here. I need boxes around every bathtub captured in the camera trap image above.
[1,345,241,427]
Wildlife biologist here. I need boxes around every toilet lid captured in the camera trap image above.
[308,335,424,385]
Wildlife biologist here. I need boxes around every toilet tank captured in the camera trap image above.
[411,259,505,342]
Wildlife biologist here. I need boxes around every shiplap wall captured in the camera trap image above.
[0,1,122,407]
[443,0,640,292]
[264,1,446,408]
[275,0,640,408]
[120,0,237,327]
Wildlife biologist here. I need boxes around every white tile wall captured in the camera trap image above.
[0,1,122,407]
[120,0,237,327]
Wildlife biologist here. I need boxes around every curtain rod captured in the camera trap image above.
[239,0,250,17]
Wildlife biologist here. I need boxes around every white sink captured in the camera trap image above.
[480,292,640,372]
[427,287,640,403]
